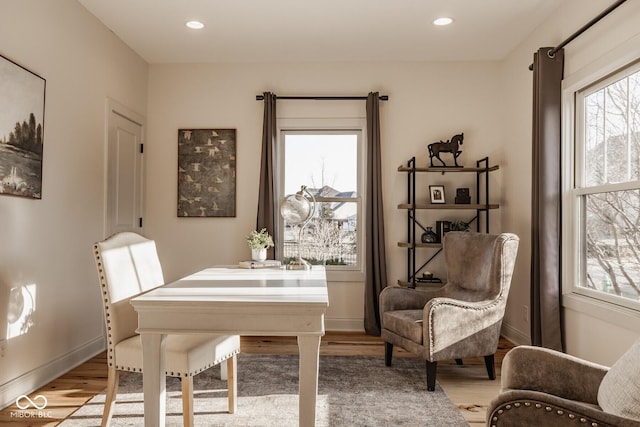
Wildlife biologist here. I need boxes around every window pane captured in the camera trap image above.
[582,190,640,301]
[284,133,358,196]
[283,201,358,266]
[583,70,640,186]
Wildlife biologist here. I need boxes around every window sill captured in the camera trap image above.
[563,293,640,333]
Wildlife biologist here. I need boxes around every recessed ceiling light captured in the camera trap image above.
[185,20,205,30]
[433,17,453,26]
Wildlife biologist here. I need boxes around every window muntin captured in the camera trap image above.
[280,130,362,270]
[574,63,640,308]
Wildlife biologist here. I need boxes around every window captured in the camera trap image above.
[571,61,640,309]
[279,128,364,274]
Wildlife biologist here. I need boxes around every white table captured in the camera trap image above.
[130,266,328,427]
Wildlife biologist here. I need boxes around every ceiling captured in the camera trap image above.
[77,0,562,64]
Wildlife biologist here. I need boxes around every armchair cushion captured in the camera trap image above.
[382,310,423,344]
[598,338,640,421]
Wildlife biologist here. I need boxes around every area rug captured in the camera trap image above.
[62,354,468,426]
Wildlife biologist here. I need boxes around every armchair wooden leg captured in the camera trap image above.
[101,367,120,427]
[181,376,194,427]
[227,355,237,414]
[484,354,496,380]
[384,342,393,366]
[455,358,463,365]
[426,361,437,392]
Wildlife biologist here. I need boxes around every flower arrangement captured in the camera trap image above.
[246,228,274,250]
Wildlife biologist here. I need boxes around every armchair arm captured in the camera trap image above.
[501,345,608,405]
[424,296,506,355]
[379,284,447,314]
[488,389,639,427]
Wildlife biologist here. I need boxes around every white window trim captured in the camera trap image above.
[276,117,367,282]
[562,32,640,328]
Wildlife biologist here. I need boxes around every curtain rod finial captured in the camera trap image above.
[256,95,265,101]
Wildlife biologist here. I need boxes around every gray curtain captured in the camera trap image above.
[364,92,388,336]
[531,48,564,351]
[257,92,278,258]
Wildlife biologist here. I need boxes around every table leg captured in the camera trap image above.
[141,332,167,427]
[297,334,321,427]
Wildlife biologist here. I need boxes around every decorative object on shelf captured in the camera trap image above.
[0,53,46,200]
[422,271,433,279]
[450,220,470,232]
[177,128,236,217]
[421,227,438,243]
[427,132,464,168]
[436,220,451,243]
[246,228,274,261]
[429,185,446,204]
[455,187,471,204]
[280,185,316,270]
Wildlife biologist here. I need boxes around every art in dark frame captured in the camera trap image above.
[177,128,236,217]
[0,53,46,199]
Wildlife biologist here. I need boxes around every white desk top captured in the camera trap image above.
[131,265,328,305]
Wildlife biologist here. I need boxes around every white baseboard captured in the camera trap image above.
[325,318,364,332]
[0,336,105,410]
[501,321,530,346]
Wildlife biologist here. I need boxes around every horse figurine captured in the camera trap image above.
[428,133,464,167]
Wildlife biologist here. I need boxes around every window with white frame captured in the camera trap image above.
[279,129,364,272]
[572,61,640,309]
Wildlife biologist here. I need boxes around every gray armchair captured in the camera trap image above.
[380,231,519,391]
[487,339,640,426]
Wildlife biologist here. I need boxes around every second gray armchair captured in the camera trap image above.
[380,231,519,391]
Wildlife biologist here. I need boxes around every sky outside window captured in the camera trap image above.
[283,133,358,196]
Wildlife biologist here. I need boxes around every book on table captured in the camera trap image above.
[238,260,282,269]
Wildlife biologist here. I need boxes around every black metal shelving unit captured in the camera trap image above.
[397,156,500,288]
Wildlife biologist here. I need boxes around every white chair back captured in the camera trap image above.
[93,232,164,366]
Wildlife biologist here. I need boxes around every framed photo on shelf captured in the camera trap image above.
[429,185,445,204]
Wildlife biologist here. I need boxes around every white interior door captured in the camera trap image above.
[106,104,144,236]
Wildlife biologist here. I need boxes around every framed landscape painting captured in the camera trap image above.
[177,128,236,217]
[0,54,45,199]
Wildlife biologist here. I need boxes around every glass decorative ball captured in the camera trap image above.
[280,193,312,225]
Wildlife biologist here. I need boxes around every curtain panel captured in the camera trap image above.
[257,92,278,258]
[364,92,389,336]
[530,48,564,351]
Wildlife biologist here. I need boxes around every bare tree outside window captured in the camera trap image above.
[581,68,640,302]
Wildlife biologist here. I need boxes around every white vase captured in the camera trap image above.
[251,248,267,262]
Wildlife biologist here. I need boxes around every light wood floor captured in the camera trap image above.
[0,333,515,426]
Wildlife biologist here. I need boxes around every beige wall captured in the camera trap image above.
[500,0,640,363]
[145,61,505,330]
[0,0,148,408]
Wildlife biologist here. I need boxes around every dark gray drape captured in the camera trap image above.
[531,48,564,351]
[364,92,388,336]
[257,92,278,258]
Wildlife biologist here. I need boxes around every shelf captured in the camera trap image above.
[397,203,499,210]
[398,242,442,249]
[397,280,445,288]
[398,165,499,173]
[399,155,499,286]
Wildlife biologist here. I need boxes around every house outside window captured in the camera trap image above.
[569,61,640,311]
[278,126,364,277]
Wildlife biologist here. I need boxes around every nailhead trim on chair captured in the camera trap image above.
[489,400,601,427]
[113,348,240,377]
[94,244,119,368]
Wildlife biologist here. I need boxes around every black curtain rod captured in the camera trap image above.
[528,0,627,70]
[256,94,388,101]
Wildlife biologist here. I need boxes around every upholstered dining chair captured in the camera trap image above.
[380,231,519,391]
[93,232,240,427]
